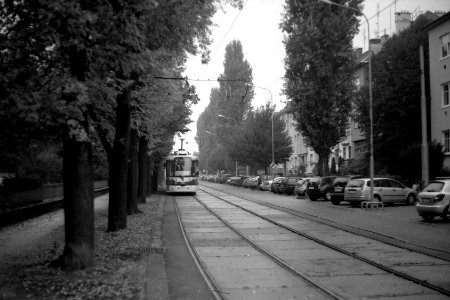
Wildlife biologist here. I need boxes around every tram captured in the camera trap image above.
[164,147,199,194]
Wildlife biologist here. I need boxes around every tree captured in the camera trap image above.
[197,40,254,174]
[281,0,363,175]
[353,13,439,179]
[1,0,242,270]
[233,105,293,171]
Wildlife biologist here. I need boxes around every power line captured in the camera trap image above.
[196,0,249,78]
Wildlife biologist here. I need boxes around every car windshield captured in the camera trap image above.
[347,180,364,188]
[309,177,320,183]
[423,182,444,192]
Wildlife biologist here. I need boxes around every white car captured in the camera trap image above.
[344,177,416,207]
[416,179,450,221]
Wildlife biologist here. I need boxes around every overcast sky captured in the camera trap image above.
[177,0,450,153]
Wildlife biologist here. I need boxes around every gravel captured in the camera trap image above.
[0,194,169,299]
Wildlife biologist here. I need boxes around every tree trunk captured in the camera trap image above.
[147,158,154,196]
[108,89,131,231]
[319,153,330,176]
[57,138,94,270]
[127,128,139,214]
[138,137,148,203]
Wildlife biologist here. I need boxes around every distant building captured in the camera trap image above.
[424,11,450,171]
[280,111,318,176]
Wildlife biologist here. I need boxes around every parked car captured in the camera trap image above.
[228,176,242,186]
[344,177,416,207]
[244,176,261,189]
[271,177,285,193]
[294,178,310,196]
[329,175,364,205]
[277,177,302,195]
[416,179,450,221]
[216,174,231,184]
[306,176,336,201]
[259,177,274,191]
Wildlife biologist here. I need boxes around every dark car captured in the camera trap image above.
[306,176,336,201]
[277,177,302,195]
[271,177,285,193]
[329,175,364,205]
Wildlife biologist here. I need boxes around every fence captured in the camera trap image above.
[1,180,108,210]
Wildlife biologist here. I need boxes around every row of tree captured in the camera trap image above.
[196,40,293,175]
[1,0,242,270]
[281,0,446,181]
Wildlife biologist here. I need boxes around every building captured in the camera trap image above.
[424,12,450,170]
[281,112,318,175]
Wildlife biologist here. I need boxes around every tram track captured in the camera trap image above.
[202,184,450,261]
[174,194,338,299]
[175,188,450,299]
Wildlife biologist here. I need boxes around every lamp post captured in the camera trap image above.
[318,0,374,201]
[245,83,275,175]
[217,114,238,176]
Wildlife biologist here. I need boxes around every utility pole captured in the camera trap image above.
[420,45,429,188]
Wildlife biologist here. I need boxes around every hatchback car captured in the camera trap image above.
[416,179,450,221]
[259,179,273,191]
[344,178,416,207]
[271,177,285,193]
[294,178,310,196]
[275,177,302,195]
[307,176,336,201]
[329,175,364,205]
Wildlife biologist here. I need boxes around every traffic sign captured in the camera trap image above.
[270,162,275,168]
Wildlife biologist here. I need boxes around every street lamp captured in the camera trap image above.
[217,114,238,176]
[244,83,275,175]
[318,0,374,201]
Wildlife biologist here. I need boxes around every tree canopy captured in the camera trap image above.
[281,0,363,175]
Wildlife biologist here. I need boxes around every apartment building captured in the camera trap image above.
[424,12,450,170]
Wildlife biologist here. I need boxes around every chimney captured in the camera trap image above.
[369,38,382,55]
[355,47,363,58]
[395,11,411,33]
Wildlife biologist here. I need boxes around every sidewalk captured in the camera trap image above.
[0,192,213,299]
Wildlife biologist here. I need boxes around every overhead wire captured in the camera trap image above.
[196,0,250,79]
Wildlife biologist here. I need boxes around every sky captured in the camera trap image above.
[176,0,450,153]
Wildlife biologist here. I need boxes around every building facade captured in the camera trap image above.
[424,12,450,170]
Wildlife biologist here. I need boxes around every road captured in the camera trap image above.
[200,180,450,258]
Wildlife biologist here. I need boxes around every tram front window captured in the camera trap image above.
[169,157,194,176]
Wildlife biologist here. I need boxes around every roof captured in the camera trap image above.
[423,11,450,31]
[353,50,370,70]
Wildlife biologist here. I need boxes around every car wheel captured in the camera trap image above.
[374,195,382,202]
[441,207,449,220]
[405,194,416,205]
[309,196,317,201]
[421,214,435,222]
[331,198,340,205]
[325,192,332,201]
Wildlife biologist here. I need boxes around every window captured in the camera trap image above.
[441,33,449,58]
[343,147,347,159]
[444,130,450,153]
[443,82,449,107]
